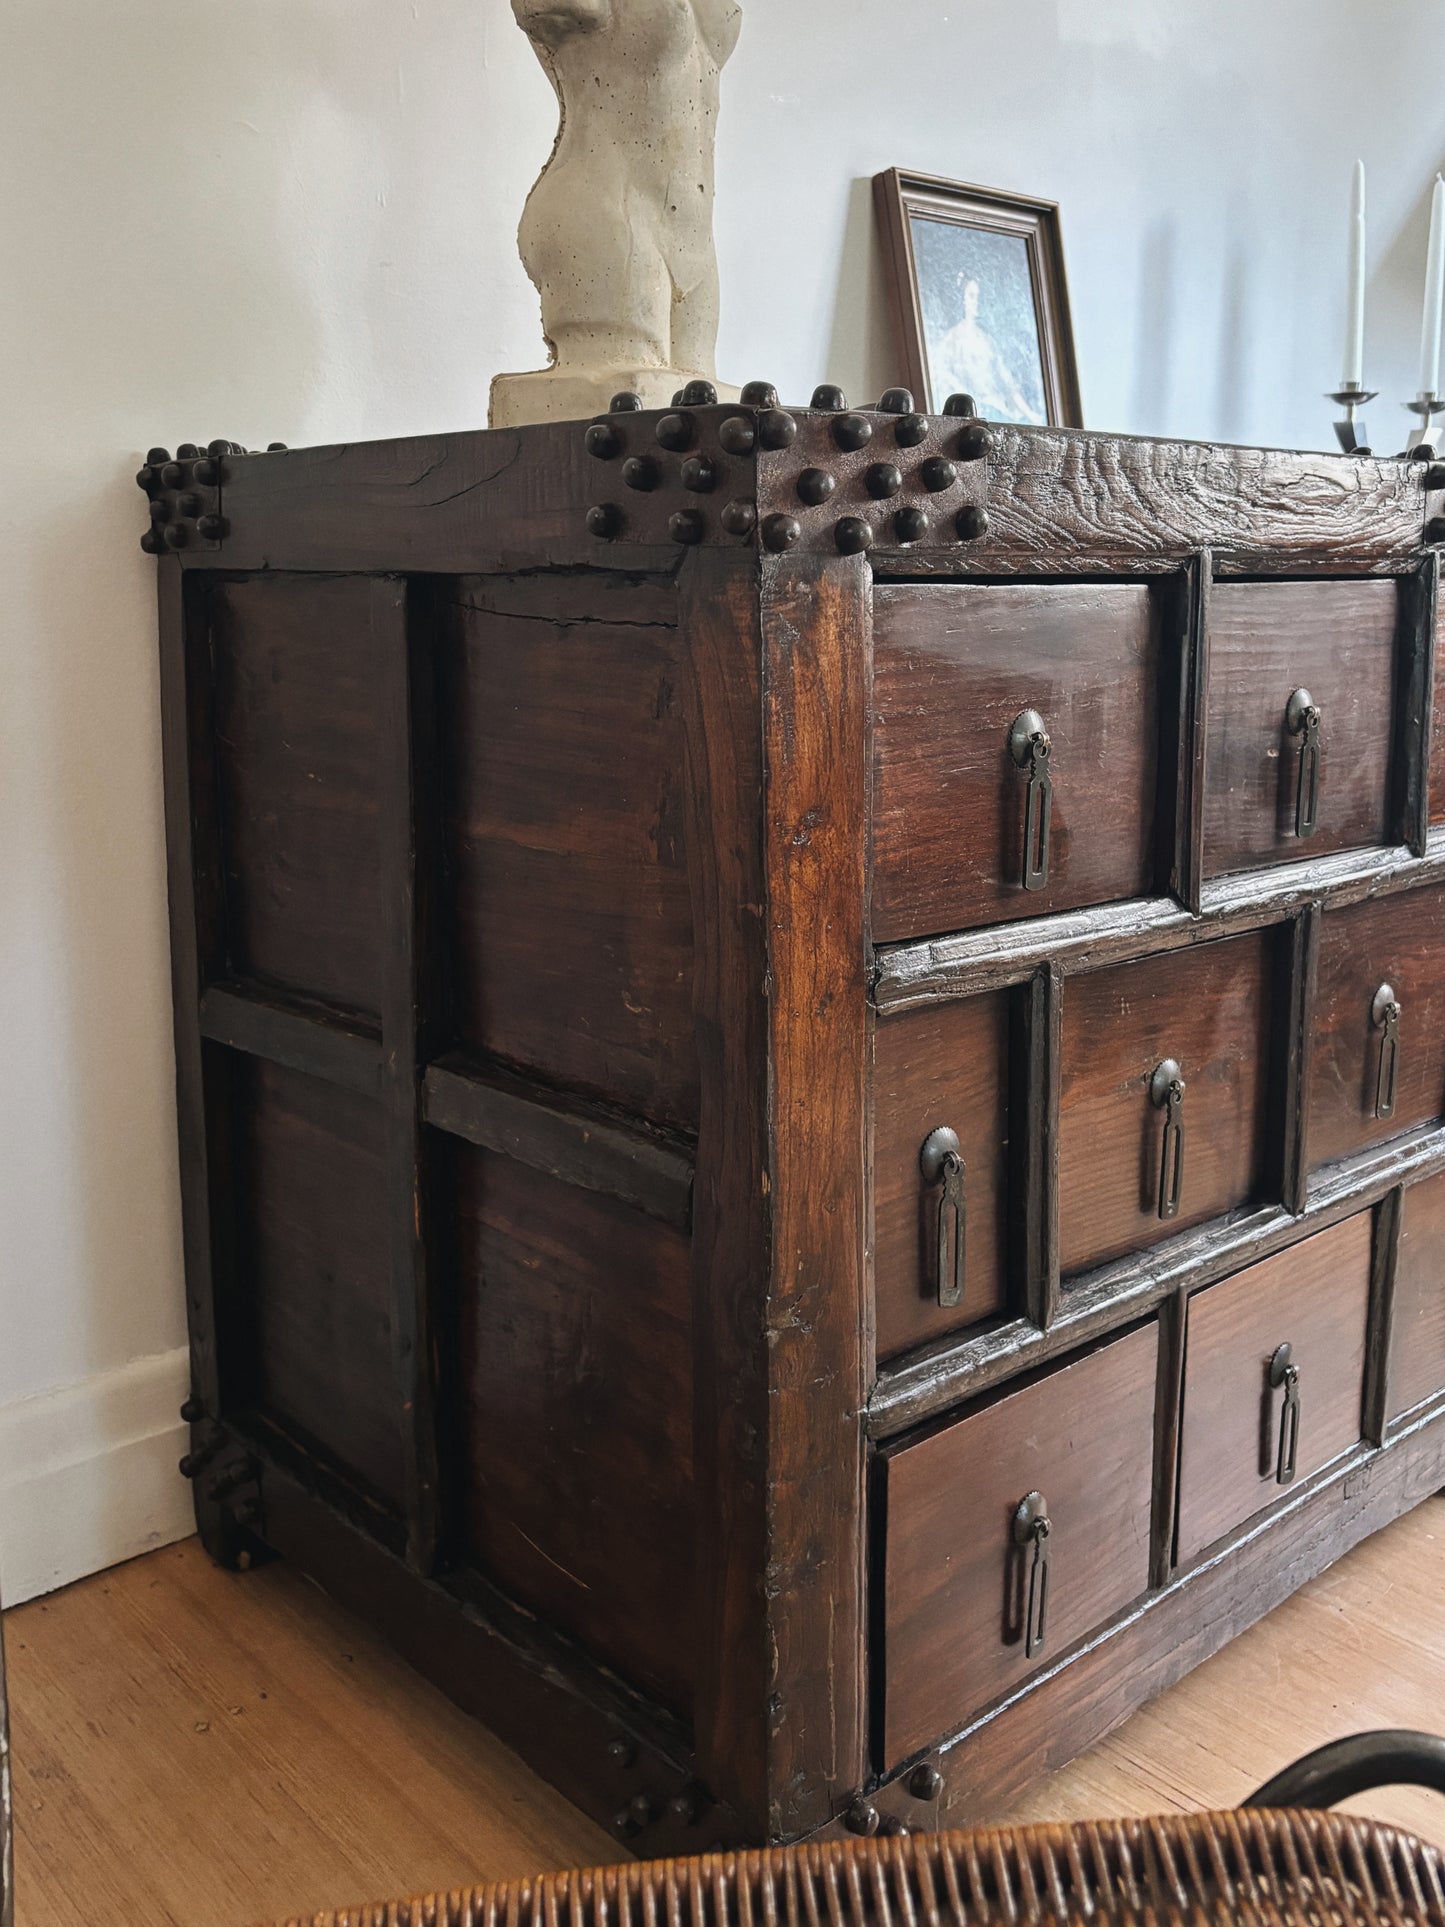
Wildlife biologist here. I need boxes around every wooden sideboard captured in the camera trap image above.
[143,388,1445,1853]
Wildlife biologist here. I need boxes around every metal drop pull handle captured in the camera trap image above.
[920,1127,966,1310]
[1373,983,1402,1121]
[1012,1492,1051,1659]
[1009,709,1053,892]
[1150,1058,1187,1221]
[1270,1342,1302,1485]
[1286,687,1322,839]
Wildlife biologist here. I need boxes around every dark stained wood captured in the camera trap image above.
[1021,964,1061,1329]
[1282,906,1319,1216]
[439,572,698,1132]
[1150,1288,1187,1588]
[448,1143,696,1719]
[203,574,386,1020]
[1396,554,1436,854]
[1172,555,1210,915]
[881,1322,1158,1766]
[423,1055,693,1228]
[1202,579,1400,880]
[1364,1185,1401,1447]
[871,991,1013,1360]
[229,1056,403,1512]
[198,983,381,1097]
[1308,883,1445,1171]
[871,583,1162,943]
[1429,554,1445,828]
[1058,930,1278,1278]
[1388,1170,1445,1425]
[1175,1211,1373,1566]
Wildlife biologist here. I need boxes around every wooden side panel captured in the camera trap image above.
[881,1322,1158,1767]
[228,1055,403,1511]
[449,1144,696,1717]
[439,574,698,1131]
[1058,930,1278,1278]
[872,991,1013,1359]
[1176,1211,1373,1565]
[1390,1171,1445,1422]
[871,583,1161,942]
[1203,579,1399,879]
[204,575,385,1018]
[1309,885,1445,1170]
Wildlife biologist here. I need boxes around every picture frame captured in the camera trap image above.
[873,168,1082,428]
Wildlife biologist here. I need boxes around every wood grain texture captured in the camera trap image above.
[1202,580,1400,880]
[203,574,387,1020]
[199,983,382,1098]
[439,573,698,1132]
[872,990,1014,1360]
[1058,930,1278,1278]
[870,583,1162,942]
[449,1144,696,1718]
[1309,883,1445,1171]
[881,1322,1158,1766]
[1389,1169,1445,1424]
[1176,1211,1373,1566]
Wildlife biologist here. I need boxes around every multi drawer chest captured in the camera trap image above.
[145,389,1445,1852]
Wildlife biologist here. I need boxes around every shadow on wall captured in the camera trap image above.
[1375,167,1445,435]
[824,179,899,410]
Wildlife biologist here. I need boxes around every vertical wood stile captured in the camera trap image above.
[1282,904,1321,1218]
[1173,552,1211,915]
[1365,1186,1404,1447]
[1151,1286,1188,1587]
[1022,965,1062,1328]
[1401,550,1439,854]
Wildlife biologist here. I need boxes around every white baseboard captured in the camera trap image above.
[0,1348,195,1605]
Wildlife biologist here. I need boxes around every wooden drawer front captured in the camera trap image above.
[873,993,1012,1361]
[1389,1172,1445,1423]
[872,583,1161,943]
[881,1322,1158,1765]
[1058,931,1278,1279]
[1309,886,1445,1170]
[1203,580,1398,880]
[1176,1213,1372,1566]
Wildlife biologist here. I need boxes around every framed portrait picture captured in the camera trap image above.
[873,169,1082,428]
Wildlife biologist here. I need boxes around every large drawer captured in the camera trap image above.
[1175,1212,1373,1566]
[872,582,1163,942]
[879,1322,1158,1766]
[1058,930,1281,1279]
[1202,580,1399,881]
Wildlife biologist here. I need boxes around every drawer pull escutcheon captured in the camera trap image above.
[1269,1342,1301,1484]
[1286,687,1322,839]
[1372,983,1401,1121]
[1012,1491,1051,1659]
[1008,708,1053,892]
[920,1127,966,1309]
[1150,1058,1187,1221]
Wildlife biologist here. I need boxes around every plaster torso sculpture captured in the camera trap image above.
[490,0,742,426]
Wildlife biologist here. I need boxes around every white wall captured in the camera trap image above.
[1,0,1442,1601]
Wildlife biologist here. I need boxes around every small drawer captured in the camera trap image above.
[1058,929,1281,1279]
[880,1322,1158,1766]
[1202,580,1399,881]
[872,992,1014,1360]
[1308,886,1445,1171]
[872,582,1163,943]
[1388,1171,1445,1424]
[1175,1212,1373,1566]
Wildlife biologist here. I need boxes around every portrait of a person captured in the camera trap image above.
[911,216,1049,425]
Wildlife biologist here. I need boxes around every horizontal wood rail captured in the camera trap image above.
[198,984,383,1096]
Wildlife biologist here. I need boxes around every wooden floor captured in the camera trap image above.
[8,1503,1445,1926]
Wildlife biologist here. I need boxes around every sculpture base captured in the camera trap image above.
[489,366,740,428]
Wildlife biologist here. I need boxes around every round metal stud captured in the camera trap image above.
[681,379,719,407]
[844,1800,881,1838]
[719,414,757,455]
[267,441,289,451]
[135,465,156,491]
[1428,516,1445,546]
[672,390,685,406]
[877,387,914,415]
[149,499,170,524]
[197,514,228,541]
[896,413,930,448]
[921,457,959,493]
[835,516,873,555]
[833,413,873,452]
[944,393,978,418]
[140,529,163,555]
[193,457,220,486]
[606,1736,637,1769]
[669,509,707,544]
[908,1763,944,1802]
[1423,464,1445,491]
[920,1127,962,1183]
[757,409,798,451]
[622,456,660,492]
[811,383,848,412]
[681,456,718,494]
[721,499,758,537]
[613,1809,640,1839]
[879,1818,910,1838]
[586,503,624,541]
[1149,1059,1185,1109]
[740,380,779,407]
[958,421,994,461]
[761,513,802,553]
[611,391,644,413]
[586,421,624,460]
[628,1792,656,1828]
[894,506,929,544]
[956,505,990,541]
[146,446,171,466]
[797,467,837,507]
[178,1453,201,1479]
[866,463,903,499]
[180,1396,205,1425]
[656,412,696,452]
[206,440,232,459]
[177,442,200,460]
[164,523,189,549]
[667,1786,707,1826]
[160,461,185,488]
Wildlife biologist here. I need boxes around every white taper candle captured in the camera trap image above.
[1419,174,1445,399]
